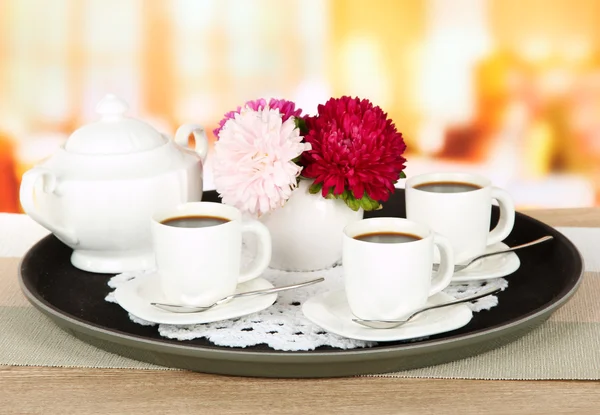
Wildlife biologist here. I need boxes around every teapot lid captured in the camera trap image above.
[64,94,167,155]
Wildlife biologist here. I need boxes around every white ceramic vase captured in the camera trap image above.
[258,179,364,271]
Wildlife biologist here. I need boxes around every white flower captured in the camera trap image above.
[213,106,311,216]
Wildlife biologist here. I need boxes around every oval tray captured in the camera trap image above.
[18,190,583,378]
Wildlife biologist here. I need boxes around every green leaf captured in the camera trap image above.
[367,198,378,210]
[346,197,361,211]
[294,117,308,135]
[353,193,382,211]
[359,195,373,211]
[308,182,323,195]
[325,187,336,199]
[399,171,407,179]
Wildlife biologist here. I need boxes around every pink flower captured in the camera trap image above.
[301,96,406,209]
[213,106,311,216]
[213,98,302,138]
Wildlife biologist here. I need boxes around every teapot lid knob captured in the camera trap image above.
[65,94,167,155]
[95,94,129,120]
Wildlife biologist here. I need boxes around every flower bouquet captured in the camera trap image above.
[213,96,407,271]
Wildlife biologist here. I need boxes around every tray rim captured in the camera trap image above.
[17,210,584,368]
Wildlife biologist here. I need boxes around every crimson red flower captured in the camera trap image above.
[301,96,406,210]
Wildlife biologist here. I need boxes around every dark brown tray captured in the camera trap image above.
[18,189,583,378]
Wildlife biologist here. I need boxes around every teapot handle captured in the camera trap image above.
[174,124,209,162]
[19,168,78,245]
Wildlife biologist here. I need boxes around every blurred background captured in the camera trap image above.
[2,0,600,212]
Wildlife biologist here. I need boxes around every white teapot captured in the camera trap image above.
[20,94,209,273]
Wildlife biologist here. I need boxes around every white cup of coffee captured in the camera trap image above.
[405,172,515,264]
[343,217,455,320]
[151,202,272,306]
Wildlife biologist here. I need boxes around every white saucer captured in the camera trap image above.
[302,290,473,342]
[451,242,520,282]
[113,273,277,325]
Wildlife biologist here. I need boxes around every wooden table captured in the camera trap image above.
[2,208,600,415]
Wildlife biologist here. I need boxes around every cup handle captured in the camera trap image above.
[487,187,515,246]
[238,220,272,283]
[19,168,78,245]
[429,233,454,296]
[174,123,209,162]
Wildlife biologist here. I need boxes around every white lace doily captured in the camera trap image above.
[105,256,508,351]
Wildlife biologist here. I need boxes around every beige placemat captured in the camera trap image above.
[0,258,166,370]
[1,260,598,379]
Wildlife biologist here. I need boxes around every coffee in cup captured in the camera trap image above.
[413,181,481,193]
[354,231,421,244]
[161,215,230,228]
